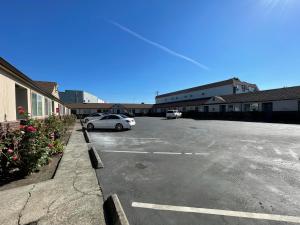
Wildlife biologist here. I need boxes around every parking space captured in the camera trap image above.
[90,117,300,225]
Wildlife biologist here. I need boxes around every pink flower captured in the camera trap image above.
[7,149,14,154]
[48,143,54,148]
[19,125,25,129]
[12,155,18,161]
[17,106,25,115]
[26,126,37,133]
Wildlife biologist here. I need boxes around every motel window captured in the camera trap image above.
[242,85,246,92]
[52,101,55,113]
[45,98,49,116]
[228,105,234,112]
[49,100,52,114]
[37,95,43,116]
[44,98,52,116]
[31,93,43,116]
[31,93,37,116]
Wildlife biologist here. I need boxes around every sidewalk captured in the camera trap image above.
[0,122,106,225]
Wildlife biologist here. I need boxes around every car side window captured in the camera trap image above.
[109,115,119,119]
[101,116,109,120]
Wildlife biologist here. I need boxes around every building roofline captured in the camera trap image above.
[0,57,66,106]
[156,77,258,99]
[66,103,153,109]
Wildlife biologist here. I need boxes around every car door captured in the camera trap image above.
[105,115,120,128]
[94,115,109,128]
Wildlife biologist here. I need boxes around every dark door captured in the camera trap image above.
[204,106,209,112]
[220,105,226,113]
[262,103,273,112]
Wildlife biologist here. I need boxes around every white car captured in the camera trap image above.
[84,113,104,123]
[86,114,136,131]
[166,110,182,119]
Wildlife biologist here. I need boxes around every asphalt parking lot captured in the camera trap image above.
[89,117,300,225]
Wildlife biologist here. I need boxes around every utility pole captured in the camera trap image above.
[155,91,159,96]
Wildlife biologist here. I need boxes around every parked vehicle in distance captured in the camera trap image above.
[86,114,136,131]
[166,110,182,119]
[84,113,104,123]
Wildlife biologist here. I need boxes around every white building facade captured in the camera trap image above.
[59,90,105,104]
[156,78,258,104]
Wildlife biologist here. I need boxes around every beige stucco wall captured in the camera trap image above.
[0,68,17,122]
[1,67,70,122]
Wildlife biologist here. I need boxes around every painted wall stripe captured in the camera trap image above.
[132,202,300,223]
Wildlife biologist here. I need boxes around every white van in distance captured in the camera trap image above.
[166,110,182,119]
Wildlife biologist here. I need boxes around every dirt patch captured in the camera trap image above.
[0,154,62,191]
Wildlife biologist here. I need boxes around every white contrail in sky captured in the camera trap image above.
[107,20,209,70]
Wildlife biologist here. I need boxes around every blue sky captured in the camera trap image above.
[1,0,300,103]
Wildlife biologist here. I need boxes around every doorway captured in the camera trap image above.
[15,84,28,120]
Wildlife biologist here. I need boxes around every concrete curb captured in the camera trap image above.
[104,194,130,225]
[84,129,91,143]
[89,146,104,169]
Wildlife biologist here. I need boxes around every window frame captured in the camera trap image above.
[31,92,37,116]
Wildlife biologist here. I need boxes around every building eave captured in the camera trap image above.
[0,57,66,106]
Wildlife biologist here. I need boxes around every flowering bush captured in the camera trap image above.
[0,107,76,176]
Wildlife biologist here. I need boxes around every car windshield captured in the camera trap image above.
[120,114,128,118]
[167,110,175,113]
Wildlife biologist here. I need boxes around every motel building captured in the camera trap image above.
[67,103,153,117]
[0,57,70,129]
[153,78,300,114]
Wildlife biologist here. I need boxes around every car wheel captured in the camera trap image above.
[115,123,123,131]
[87,123,94,130]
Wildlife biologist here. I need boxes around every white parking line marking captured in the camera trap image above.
[207,140,216,148]
[195,153,210,156]
[102,137,160,140]
[101,150,149,154]
[132,202,300,223]
[153,152,182,155]
[240,140,258,143]
[101,151,210,156]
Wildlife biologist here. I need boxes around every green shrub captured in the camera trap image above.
[0,107,76,176]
